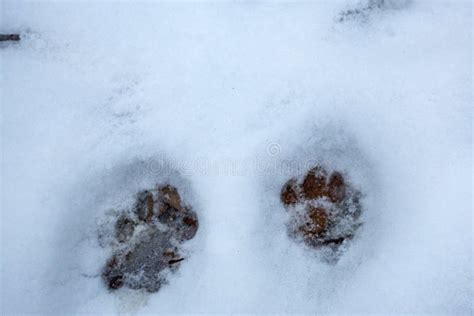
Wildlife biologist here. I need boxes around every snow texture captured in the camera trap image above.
[1,0,472,314]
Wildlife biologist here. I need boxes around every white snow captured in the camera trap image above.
[1,0,472,314]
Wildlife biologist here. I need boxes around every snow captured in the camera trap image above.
[1,0,472,314]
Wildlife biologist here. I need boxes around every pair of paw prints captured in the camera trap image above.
[101,185,198,292]
[281,165,362,260]
[100,165,363,293]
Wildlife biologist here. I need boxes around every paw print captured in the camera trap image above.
[281,165,362,259]
[102,184,198,292]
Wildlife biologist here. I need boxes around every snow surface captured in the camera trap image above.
[1,0,472,314]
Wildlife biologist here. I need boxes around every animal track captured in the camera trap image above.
[281,165,362,260]
[101,184,198,292]
[337,0,410,23]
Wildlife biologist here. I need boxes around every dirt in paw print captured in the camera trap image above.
[101,184,198,292]
[281,165,362,261]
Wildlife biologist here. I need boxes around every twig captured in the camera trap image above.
[0,34,20,41]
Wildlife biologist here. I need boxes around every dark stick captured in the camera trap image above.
[0,34,20,42]
[168,258,185,265]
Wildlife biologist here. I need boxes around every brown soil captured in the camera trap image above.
[302,166,328,200]
[280,179,299,205]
